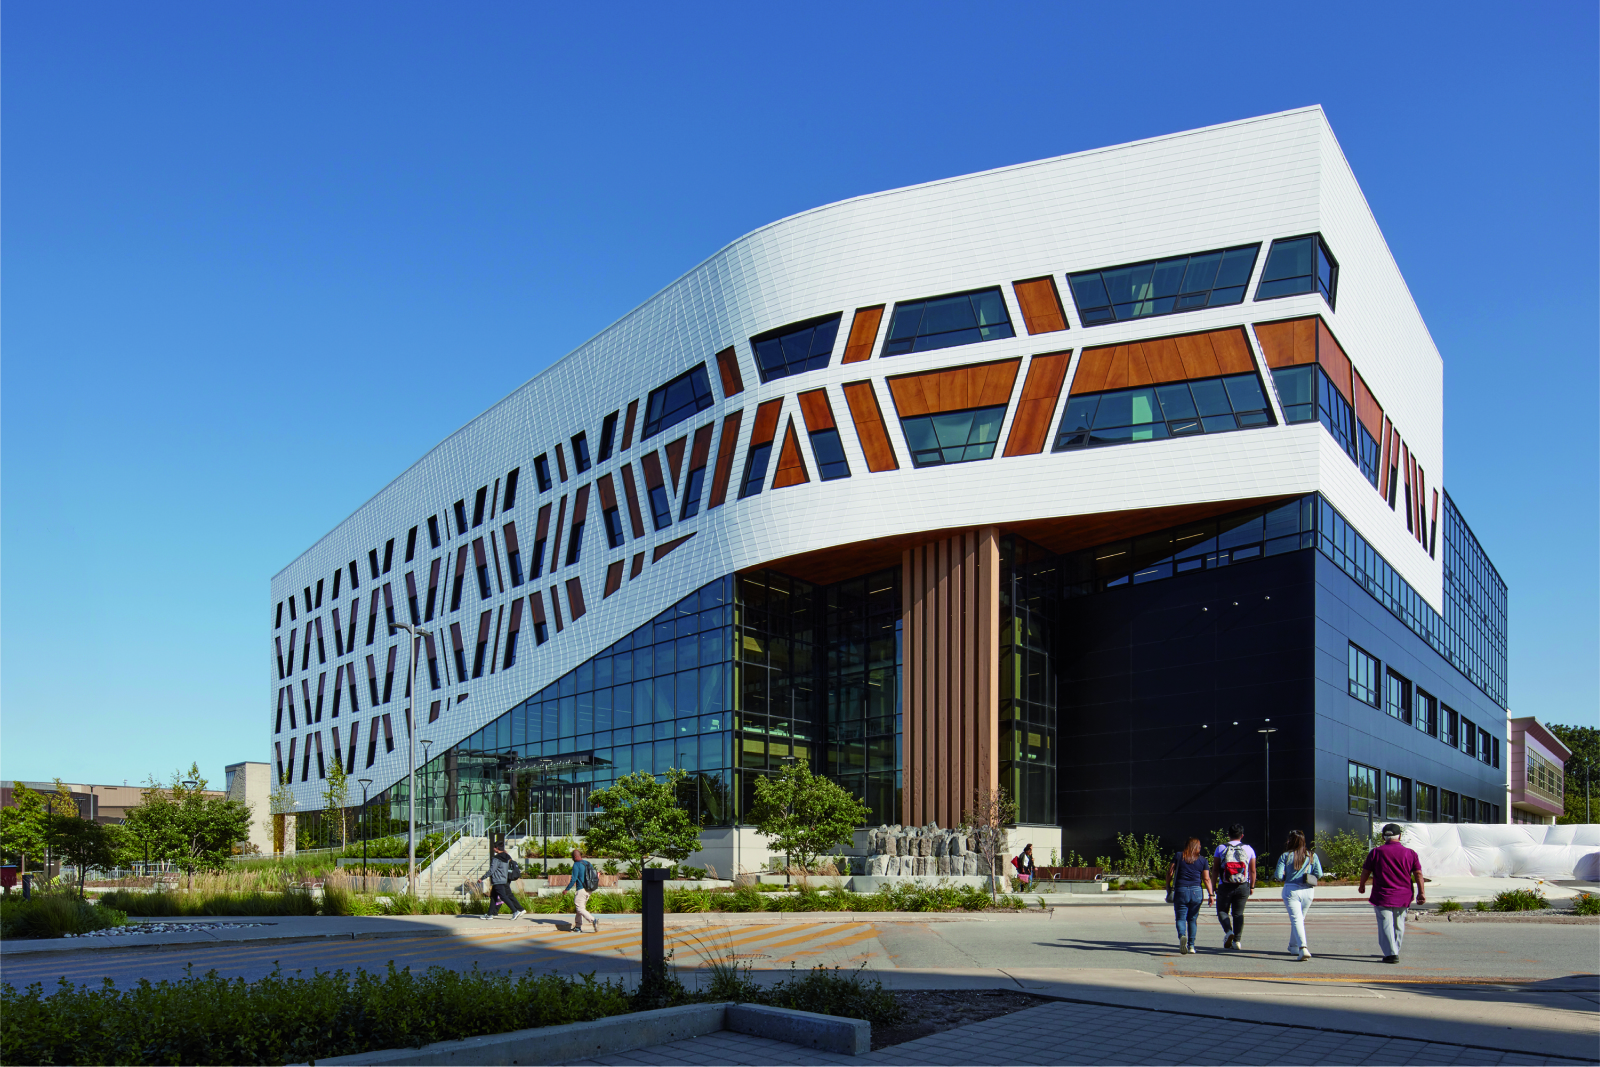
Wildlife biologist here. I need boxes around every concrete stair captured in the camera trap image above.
[419,834,489,898]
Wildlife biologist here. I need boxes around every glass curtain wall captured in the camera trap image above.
[1000,536,1058,826]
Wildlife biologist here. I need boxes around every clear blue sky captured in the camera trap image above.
[3,3,1596,787]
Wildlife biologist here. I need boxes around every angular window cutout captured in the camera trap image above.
[566,485,590,566]
[348,560,360,590]
[405,573,420,625]
[472,486,488,527]
[603,560,624,598]
[428,515,441,549]
[503,522,524,586]
[708,410,744,508]
[841,382,899,473]
[368,549,380,580]
[555,444,569,482]
[807,428,849,480]
[598,412,619,462]
[454,499,469,535]
[902,405,1006,467]
[841,306,885,364]
[1069,244,1260,325]
[571,432,592,473]
[503,467,520,511]
[424,559,441,621]
[642,364,715,439]
[276,602,284,629]
[621,399,639,450]
[450,546,469,612]
[751,312,842,383]
[771,418,810,488]
[332,568,341,599]
[529,592,549,646]
[714,346,745,398]
[1257,233,1339,306]
[382,539,394,574]
[679,423,715,520]
[365,718,379,767]
[405,527,418,564]
[473,539,491,600]
[1270,364,1363,463]
[450,623,467,680]
[314,579,324,608]
[382,714,395,754]
[884,287,1014,356]
[1054,373,1274,451]
[503,599,523,670]
[605,506,625,548]
[472,610,492,678]
[739,443,774,497]
[534,454,553,493]
[565,576,587,620]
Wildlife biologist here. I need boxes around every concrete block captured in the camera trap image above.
[306,1002,728,1066]
[727,1003,871,1056]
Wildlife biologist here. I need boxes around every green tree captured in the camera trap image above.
[124,764,253,889]
[749,759,868,873]
[47,815,124,900]
[321,759,352,847]
[582,769,703,874]
[1549,723,1598,824]
[0,780,80,875]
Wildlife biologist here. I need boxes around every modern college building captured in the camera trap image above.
[269,107,1509,867]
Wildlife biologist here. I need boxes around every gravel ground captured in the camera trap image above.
[68,921,279,938]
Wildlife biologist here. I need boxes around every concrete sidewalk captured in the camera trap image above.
[0,914,459,955]
[564,968,1600,1066]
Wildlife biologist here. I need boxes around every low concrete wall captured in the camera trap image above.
[847,874,1006,893]
[301,1000,870,1064]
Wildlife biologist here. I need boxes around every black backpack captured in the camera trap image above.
[580,860,599,892]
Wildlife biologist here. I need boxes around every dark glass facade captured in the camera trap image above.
[1000,536,1058,826]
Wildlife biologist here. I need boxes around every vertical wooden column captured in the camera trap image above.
[901,526,999,827]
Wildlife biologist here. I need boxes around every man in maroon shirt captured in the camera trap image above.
[1358,823,1426,963]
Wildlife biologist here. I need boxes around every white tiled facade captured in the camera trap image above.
[270,107,1447,809]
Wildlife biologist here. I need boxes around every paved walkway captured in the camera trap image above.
[564,996,1596,1066]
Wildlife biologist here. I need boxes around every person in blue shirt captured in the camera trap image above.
[1167,837,1214,954]
[561,848,599,934]
[1274,829,1325,961]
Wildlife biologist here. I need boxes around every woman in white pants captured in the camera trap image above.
[1275,830,1324,961]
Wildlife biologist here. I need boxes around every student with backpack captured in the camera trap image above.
[1211,824,1256,949]
[476,844,526,920]
[561,848,600,933]
[1274,829,1324,961]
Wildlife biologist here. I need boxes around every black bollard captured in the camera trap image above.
[641,867,668,994]
[21,873,32,900]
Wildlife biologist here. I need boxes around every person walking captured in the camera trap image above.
[476,843,525,920]
[1275,830,1324,961]
[1359,823,1425,964]
[560,848,600,934]
[1211,824,1256,949]
[1167,837,1213,954]
[1012,844,1036,886]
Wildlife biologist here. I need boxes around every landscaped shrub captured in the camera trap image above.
[97,889,321,918]
[1572,892,1600,916]
[1,963,632,1066]
[1436,898,1463,913]
[1491,888,1549,912]
[1311,829,1371,879]
[0,893,127,939]
[755,964,904,1027]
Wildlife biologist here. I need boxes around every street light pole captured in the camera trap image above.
[389,620,431,898]
[357,779,372,894]
[420,739,434,829]
[1257,728,1278,854]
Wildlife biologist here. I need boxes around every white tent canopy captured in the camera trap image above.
[1394,823,1600,880]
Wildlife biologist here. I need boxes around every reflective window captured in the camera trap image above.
[1348,761,1379,816]
[1348,643,1379,707]
[751,313,841,383]
[808,428,850,481]
[1256,233,1338,306]
[680,467,706,520]
[900,404,1006,467]
[1053,373,1273,451]
[1068,245,1259,325]
[643,364,714,440]
[1385,670,1411,724]
[648,485,672,530]
[534,454,553,493]
[1270,364,1376,484]
[738,442,774,499]
[883,288,1014,356]
[1386,773,1412,821]
[597,411,619,463]
[571,433,591,474]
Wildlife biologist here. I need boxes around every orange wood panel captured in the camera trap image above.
[1253,317,1317,368]
[1352,371,1385,441]
[534,503,552,542]
[619,464,646,537]
[750,399,784,447]
[555,444,569,482]
[688,423,714,469]
[549,495,567,573]
[621,399,639,450]
[570,484,590,527]
[597,473,618,513]
[652,532,696,563]
[771,417,810,488]
[1012,277,1067,335]
[708,410,744,508]
[629,552,645,578]
[664,436,687,490]
[797,388,836,432]
[886,358,1021,417]
[841,381,899,472]
[1315,320,1355,404]
[1430,489,1439,554]
[641,451,666,492]
[841,305,884,364]
[527,591,546,625]
[1002,351,1072,457]
[1071,327,1255,395]
[1415,464,1427,544]
[1402,443,1413,532]
[549,585,564,632]
[565,577,586,621]
[715,346,745,398]
[603,561,624,599]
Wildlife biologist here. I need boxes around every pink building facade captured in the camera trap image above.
[1507,717,1569,825]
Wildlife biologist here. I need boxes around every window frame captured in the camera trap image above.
[1067,243,1261,326]
[1254,232,1339,309]
[1347,643,1380,707]
[1348,760,1380,816]
[882,286,1016,357]
[749,312,843,384]
[642,364,715,441]
[1053,372,1275,452]
[899,403,1008,469]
